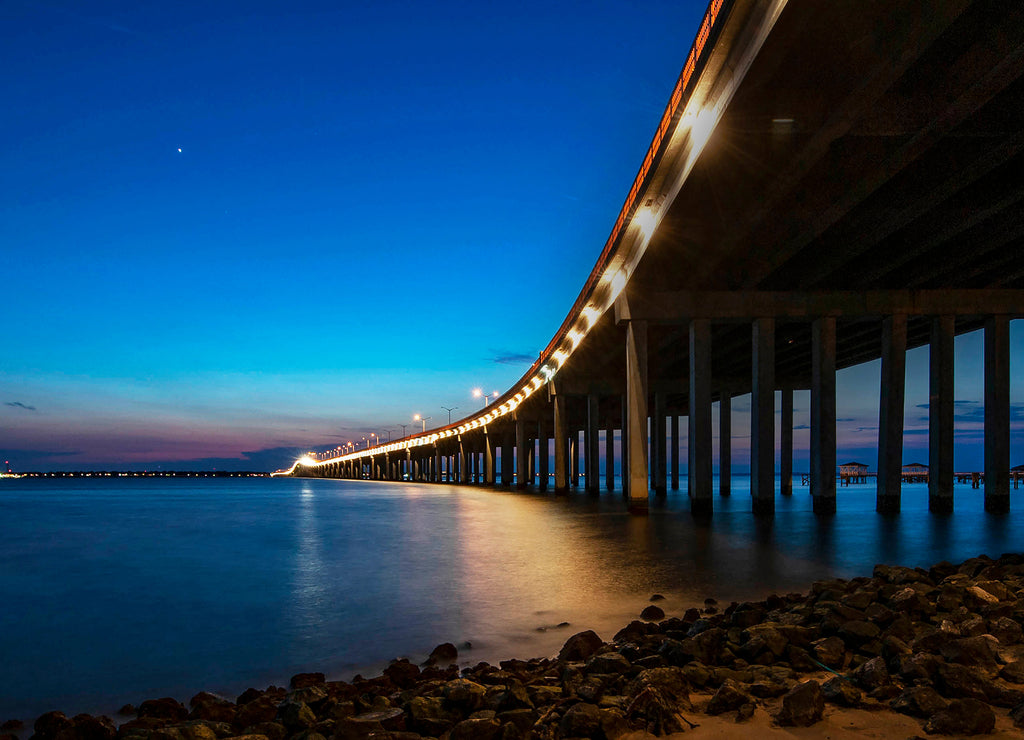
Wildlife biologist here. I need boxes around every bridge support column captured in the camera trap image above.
[586,395,600,494]
[501,431,514,487]
[625,319,649,512]
[538,420,549,491]
[720,392,731,496]
[985,315,1010,512]
[652,392,667,496]
[751,318,776,515]
[435,447,442,484]
[621,395,629,499]
[811,317,837,514]
[570,431,580,487]
[689,318,713,515]
[670,414,680,491]
[516,417,528,489]
[554,395,568,493]
[929,316,955,513]
[485,431,495,486]
[459,439,469,484]
[877,314,907,513]
[781,388,794,495]
[605,421,615,491]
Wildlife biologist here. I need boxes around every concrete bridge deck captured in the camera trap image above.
[285,0,1024,515]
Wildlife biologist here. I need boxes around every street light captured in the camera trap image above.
[413,414,431,432]
[473,388,500,407]
[381,428,393,442]
[441,406,458,425]
[399,423,408,438]
[369,432,378,447]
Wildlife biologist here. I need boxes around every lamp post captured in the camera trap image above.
[381,428,393,442]
[473,388,500,407]
[399,423,408,438]
[441,406,458,425]
[413,414,431,432]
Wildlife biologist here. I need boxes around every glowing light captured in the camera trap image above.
[689,107,718,152]
[581,305,601,327]
[567,329,582,349]
[552,350,568,367]
[298,455,316,466]
[608,270,627,301]
[635,207,657,239]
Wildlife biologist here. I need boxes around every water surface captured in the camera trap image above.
[1,475,1020,721]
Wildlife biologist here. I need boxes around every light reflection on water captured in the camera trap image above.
[0,475,1020,721]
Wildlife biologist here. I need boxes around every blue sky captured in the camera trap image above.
[1,1,1021,472]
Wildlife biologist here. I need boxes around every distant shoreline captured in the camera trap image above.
[8,471,270,478]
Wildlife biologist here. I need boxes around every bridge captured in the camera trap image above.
[284,0,1024,516]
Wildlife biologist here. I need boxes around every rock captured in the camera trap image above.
[425,642,458,666]
[625,667,693,734]
[812,636,846,668]
[1002,661,1024,684]
[558,630,604,662]
[838,620,881,646]
[235,690,262,706]
[992,617,1024,645]
[404,696,455,736]
[640,605,665,621]
[137,700,188,722]
[117,706,136,716]
[448,717,500,740]
[685,627,727,665]
[497,708,537,735]
[852,656,890,691]
[965,585,1001,606]
[923,698,995,735]
[239,722,284,740]
[586,652,632,675]
[288,673,324,689]
[442,678,487,714]
[706,680,752,715]
[941,635,1000,671]
[598,707,630,738]
[891,687,948,718]
[33,712,73,740]
[736,702,756,722]
[1010,701,1024,729]
[821,676,861,707]
[775,681,825,727]
[934,663,994,703]
[383,659,420,688]
[275,702,315,731]
[233,697,278,729]
[1,722,22,732]
[650,594,665,601]
[335,709,404,740]
[613,621,657,643]
[896,651,942,682]
[188,696,236,724]
[559,703,602,738]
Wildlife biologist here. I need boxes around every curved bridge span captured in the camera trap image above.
[283,0,1024,515]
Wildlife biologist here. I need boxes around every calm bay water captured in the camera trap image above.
[1,475,1021,721]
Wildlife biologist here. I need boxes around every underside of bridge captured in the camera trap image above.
[297,0,1024,516]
